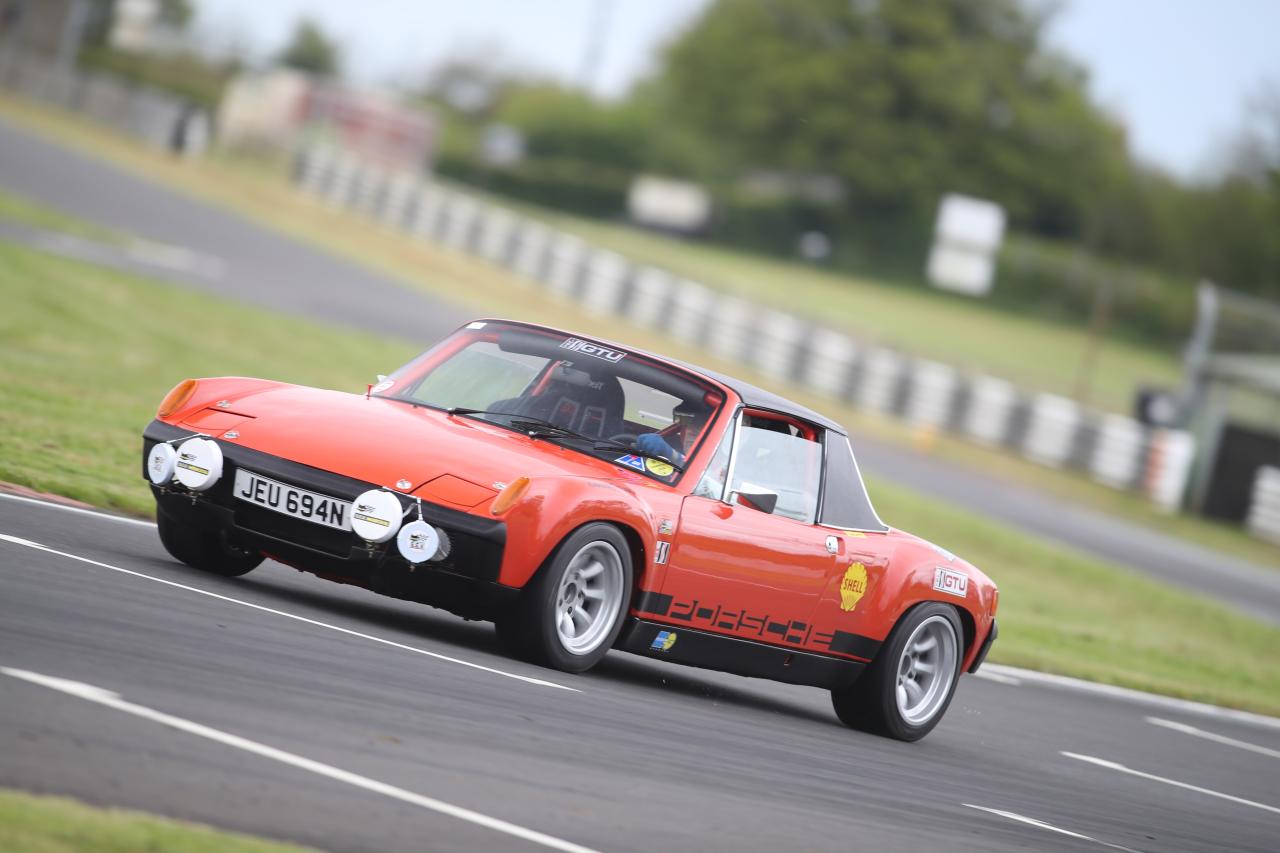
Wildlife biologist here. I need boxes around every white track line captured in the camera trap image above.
[2,667,598,853]
[980,663,1280,732]
[963,804,1142,853]
[0,533,577,693]
[0,491,155,527]
[1061,752,1280,815]
[973,669,1021,686]
[1146,717,1280,760]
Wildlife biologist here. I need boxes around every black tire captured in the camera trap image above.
[495,523,632,673]
[156,508,263,577]
[831,601,963,742]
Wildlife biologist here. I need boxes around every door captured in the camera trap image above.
[660,410,838,649]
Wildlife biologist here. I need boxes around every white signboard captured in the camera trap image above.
[927,193,1006,296]
[628,175,711,233]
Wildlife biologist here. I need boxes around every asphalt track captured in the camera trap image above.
[0,115,471,346]
[1,115,1276,625]
[3,495,1279,852]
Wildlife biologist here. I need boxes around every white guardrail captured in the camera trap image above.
[292,143,1202,513]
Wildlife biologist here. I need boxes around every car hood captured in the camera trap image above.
[183,386,638,508]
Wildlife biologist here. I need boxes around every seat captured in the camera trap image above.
[492,366,625,439]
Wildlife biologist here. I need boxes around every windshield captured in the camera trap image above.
[379,321,725,481]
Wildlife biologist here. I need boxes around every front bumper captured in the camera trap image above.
[144,420,515,617]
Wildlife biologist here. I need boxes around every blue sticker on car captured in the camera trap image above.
[615,454,646,471]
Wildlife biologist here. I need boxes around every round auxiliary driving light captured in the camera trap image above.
[173,438,223,491]
[351,489,403,543]
[396,520,440,564]
[147,443,177,485]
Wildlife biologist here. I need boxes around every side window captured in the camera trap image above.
[728,415,822,523]
[692,426,734,500]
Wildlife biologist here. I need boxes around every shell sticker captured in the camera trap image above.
[839,562,869,612]
[645,458,674,477]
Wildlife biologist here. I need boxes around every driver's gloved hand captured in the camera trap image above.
[636,432,679,462]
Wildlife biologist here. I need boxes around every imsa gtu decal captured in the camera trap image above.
[933,566,968,597]
[560,337,627,362]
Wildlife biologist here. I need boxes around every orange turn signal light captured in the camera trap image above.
[490,476,531,516]
[157,379,198,418]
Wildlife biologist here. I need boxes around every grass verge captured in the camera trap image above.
[1,238,1277,715]
[0,788,318,853]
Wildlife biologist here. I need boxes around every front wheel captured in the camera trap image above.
[495,523,632,673]
[156,508,263,577]
[831,602,962,741]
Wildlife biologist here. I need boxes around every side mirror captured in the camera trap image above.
[733,487,778,515]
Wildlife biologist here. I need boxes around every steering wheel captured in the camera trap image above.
[608,433,639,447]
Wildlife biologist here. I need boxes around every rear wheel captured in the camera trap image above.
[495,523,632,673]
[832,602,962,741]
[156,508,263,577]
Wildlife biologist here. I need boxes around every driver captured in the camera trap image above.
[636,402,706,466]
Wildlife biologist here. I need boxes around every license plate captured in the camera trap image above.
[233,470,352,532]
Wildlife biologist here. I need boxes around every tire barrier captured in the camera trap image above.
[0,49,213,156]
[290,143,1202,513]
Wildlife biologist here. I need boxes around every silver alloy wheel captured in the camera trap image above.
[895,614,959,726]
[554,540,625,656]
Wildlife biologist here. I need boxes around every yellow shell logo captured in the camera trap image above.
[839,562,868,612]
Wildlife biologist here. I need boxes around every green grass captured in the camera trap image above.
[0,788,319,853]
[1,239,1277,715]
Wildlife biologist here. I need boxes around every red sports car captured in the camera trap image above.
[143,319,998,740]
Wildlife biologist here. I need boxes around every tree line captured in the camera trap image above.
[427,0,1279,344]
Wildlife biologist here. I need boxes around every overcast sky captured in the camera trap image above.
[194,0,1280,180]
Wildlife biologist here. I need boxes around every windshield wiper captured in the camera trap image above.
[446,406,513,417]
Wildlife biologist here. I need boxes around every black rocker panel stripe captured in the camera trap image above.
[618,619,865,690]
